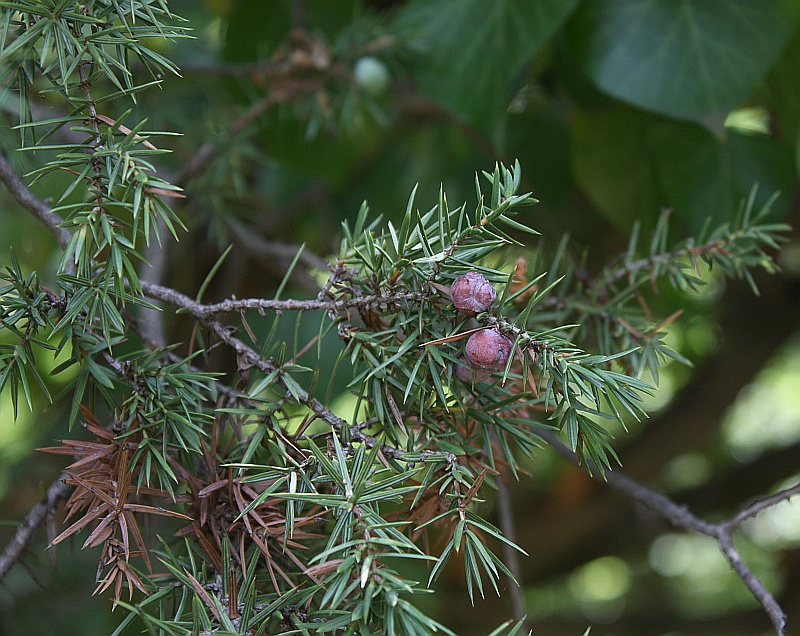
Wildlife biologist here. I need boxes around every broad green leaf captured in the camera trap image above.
[797,129,800,178]
[397,0,580,132]
[567,0,800,122]
[222,0,291,62]
[571,103,663,230]
[763,28,800,145]
[507,101,575,215]
[651,122,795,231]
[572,101,795,233]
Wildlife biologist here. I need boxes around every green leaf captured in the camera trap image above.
[571,103,663,230]
[572,102,795,233]
[764,28,800,145]
[397,0,580,131]
[651,123,795,232]
[567,0,800,122]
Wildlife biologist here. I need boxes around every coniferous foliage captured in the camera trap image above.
[0,2,796,635]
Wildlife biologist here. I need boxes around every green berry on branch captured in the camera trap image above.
[353,56,390,96]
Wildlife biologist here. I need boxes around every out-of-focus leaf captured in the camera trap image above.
[570,103,663,231]
[651,123,796,232]
[567,0,800,123]
[572,100,796,234]
[222,0,291,62]
[397,0,580,132]
[796,130,800,177]
[506,99,577,234]
[763,28,800,147]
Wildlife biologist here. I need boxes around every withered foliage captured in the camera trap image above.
[170,418,323,594]
[39,404,326,607]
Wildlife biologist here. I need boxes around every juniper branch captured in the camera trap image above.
[128,286,444,464]
[159,286,421,318]
[0,154,71,251]
[197,315,447,464]
[2,142,795,633]
[0,473,73,584]
[540,430,792,636]
[591,212,786,299]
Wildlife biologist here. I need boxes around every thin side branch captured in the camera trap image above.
[727,483,800,529]
[0,473,73,584]
[175,79,319,185]
[141,280,419,318]
[200,315,445,463]
[136,284,440,462]
[495,476,528,629]
[540,430,790,635]
[0,154,71,250]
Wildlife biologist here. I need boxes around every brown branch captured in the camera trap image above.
[77,62,106,216]
[727,483,800,529]
[128,283,436,463]
[540,430,792,635]
[0,473,73,584]
[0,154,71,251]
[203,317,444,463]
[174,75,320,186]
[0,155,371,422]
[132,283,447,464]
[78,63,103,148]
[495,476,528,630]
[143,282,419,319]
[716,532,786,634]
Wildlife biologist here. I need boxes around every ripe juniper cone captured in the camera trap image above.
[465,328,513,372]
[450,271,497,316]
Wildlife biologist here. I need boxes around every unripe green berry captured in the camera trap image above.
[354,57,389,96]
[465,328,512,372]
[450,271,497,316]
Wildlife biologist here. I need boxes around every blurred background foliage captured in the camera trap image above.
[1,0,800,634]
